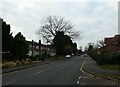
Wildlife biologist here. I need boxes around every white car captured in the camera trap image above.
[84,54,87,57]
[72,53,74,56]
[66,55,71,58]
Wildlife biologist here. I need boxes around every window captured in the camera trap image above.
[33,45,35,48]
[113,42,118,45]
[41,47,43,50]
[28,50,32,56]
[47,48,49,50]
[35,52,39,55]
[29,44,32,47]
[36,46,39,49]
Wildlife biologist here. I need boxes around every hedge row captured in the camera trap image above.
[90,53,120,65]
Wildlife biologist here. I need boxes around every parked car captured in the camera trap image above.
[66,55,71,58]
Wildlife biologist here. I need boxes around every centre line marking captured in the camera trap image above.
[77,81,80,84]
[3,80,16,85]
[2,62,51,76]
[33,68,51,75]
[79,76,81,79]
[33,70,44,75]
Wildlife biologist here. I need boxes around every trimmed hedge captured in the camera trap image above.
[90,53,120,65]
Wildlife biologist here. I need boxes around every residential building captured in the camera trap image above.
[27,40,56,56]
[98,35,120,54]
[26,40,41,56]
[46,45,56,56]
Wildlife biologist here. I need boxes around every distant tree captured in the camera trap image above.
[88,43,94,52]
[84,46,88,53]
[37,16,81,44]
[13,32,29,60]
[96,40,105,48]
[64,44,73,55]
[79,46,82,50]
[2,21,13,52]
[53,31,75,56]
[53,31,66,55]
[72,42,77,54]
[78,46,83,54]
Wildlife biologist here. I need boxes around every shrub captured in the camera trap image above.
[91,52,120,65]
[2,62,16,69]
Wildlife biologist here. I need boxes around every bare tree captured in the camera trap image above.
[37,16,81,44]
[96,40,105,48]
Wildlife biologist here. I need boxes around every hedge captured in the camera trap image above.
[90,52,120,65]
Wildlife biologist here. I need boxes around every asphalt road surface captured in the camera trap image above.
[2,55,118,85]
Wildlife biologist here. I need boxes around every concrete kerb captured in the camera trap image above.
[82,64,119,83]
[2,56,66,74]
[2,61,52,74]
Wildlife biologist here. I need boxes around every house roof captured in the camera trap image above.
[105,34,120,45]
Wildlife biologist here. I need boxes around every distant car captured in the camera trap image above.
[72,53,74,56]
[66,55,71,58]
[84,54,87,57]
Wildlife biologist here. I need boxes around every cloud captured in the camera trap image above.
[0,0,118,50]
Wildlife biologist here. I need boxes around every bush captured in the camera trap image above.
[30,56,37,61]
[2,62,16,69]
[91,52,120,65]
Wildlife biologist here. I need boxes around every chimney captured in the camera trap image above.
[39,40,41,44]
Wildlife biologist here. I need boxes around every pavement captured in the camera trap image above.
[82,55,120,81]
[1,55,119,85]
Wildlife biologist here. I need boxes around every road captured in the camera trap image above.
[2,55,118,85]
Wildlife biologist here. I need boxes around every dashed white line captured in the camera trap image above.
[33,70,44,75]
[3,80,16,85]
[79,76,81,79]
[33,68,51,75]
[2,62,51,76]
[77,81,80,84]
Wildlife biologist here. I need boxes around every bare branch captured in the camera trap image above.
[37,16,81,43]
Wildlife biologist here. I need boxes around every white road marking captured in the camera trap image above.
[33,68,51,75]
[2,62,51,76]
[77,81,80,84]
[3,80,16,85]
[79,76,81,79]
[80,60,94,77]
[33,70,44,75]
[2,66,42,76]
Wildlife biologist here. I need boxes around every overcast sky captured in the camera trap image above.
[0,0,119,50]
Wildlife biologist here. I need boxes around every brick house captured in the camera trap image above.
[98,35,120,54]
[26,40,41,56]
[27,40,56,56]
[46,45,56,56]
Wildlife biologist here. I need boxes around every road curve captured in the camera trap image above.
[2,55,118,85]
